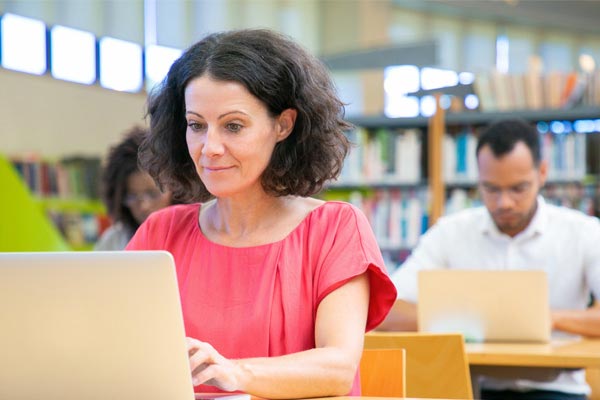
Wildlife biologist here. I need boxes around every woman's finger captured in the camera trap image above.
[192,363,238,392]
[186,337,202,355]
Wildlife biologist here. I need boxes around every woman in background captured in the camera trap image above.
[95,126,172,250]
[127,29,396,398]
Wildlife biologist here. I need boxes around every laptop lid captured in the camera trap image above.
[0,251,195,400]
[417,269,551,343]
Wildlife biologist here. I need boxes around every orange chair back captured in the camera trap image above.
[360,348,406,397]
[365,332,473,399]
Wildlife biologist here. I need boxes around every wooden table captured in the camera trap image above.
[466,338,600,399]
[466,337,600,368]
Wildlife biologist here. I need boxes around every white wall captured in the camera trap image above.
[0,69,147,158]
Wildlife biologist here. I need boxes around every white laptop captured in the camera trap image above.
[0,251,195,400]
[417,269,551,343]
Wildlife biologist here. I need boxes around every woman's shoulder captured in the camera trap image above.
[311,200,365,223]
[150,203,198,217]
[296,200,371,240]
[145,203,200,227]
[130,203,201,249]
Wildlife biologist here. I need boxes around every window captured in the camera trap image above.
[99,37,143,93]
[144,44,181,91]
[50,25,96,84]
[1,13,46,75]
[384,65,420,118]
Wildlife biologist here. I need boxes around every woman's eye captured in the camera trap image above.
[187,121,206,132]
[226,123,242,133]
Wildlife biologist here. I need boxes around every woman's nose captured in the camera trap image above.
[202,129,225,156]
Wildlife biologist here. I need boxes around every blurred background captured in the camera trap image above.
[1,0,599,263]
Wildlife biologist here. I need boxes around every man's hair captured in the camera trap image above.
[476,118,541,166]
[140,28,352,202]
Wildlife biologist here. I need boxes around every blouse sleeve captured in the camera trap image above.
[314,203,397,331]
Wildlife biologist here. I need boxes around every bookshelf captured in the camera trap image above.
[347,106,600,132]
[436,106,598,217]
[4,154,108,251]
[0,155,69,251]
[330,106,600,266]
[40,197,108,251]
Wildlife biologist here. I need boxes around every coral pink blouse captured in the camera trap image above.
[126,201,396,395]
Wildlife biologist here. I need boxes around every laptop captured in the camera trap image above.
[417,269,551,343]
[0,251,195,400]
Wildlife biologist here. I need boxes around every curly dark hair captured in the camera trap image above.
[140,28,352,203]
[101,126,147,233]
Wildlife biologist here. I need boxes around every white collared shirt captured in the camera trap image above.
[392,196,600,394]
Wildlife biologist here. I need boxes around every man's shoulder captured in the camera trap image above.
[545,202,599,226]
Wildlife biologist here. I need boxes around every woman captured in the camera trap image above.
[127,29,396,398]
[95,126,172,250]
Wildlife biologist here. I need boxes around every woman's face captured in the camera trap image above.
[124,171,171,224]
[184,75,296,199]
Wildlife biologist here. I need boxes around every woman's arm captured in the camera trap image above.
[188,273,370,399]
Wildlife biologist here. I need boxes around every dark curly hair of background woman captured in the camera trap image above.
[101,126,147,233]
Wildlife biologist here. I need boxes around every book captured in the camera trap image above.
[545,71,565,109]
[490,70,512,111]
[524,55,544,110]
[510,73,527,110]
[473,72,496,111]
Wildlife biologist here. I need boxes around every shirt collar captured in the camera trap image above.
[480,195,547,238]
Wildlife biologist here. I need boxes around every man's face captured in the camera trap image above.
[477,142,547,237]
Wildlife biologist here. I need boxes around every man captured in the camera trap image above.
[380,118,600,400]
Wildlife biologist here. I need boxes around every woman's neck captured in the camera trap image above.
[201,193,293,245]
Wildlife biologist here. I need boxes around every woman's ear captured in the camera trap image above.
[275,108,297,142]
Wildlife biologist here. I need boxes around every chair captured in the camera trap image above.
[365,331,473,399]
[587,367,600,400]
[587,301,600,400]
[360,348,406,397]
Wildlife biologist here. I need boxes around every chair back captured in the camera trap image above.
[360,348,406,397]
[365,332,473,399]
[587,367,600,400]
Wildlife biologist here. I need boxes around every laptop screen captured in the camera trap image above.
[0,251,195,400]
[417,269,551,343]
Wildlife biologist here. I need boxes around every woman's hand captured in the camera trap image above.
[186,337,243,392]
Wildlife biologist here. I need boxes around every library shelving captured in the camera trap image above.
[433,106,600,219]
[0,155,69,251]
[40,197,108,251]
[4,154,108,251]
[348,106,600,129]
[329,105,600,265]
[326,120,429,263]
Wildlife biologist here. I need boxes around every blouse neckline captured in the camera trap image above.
[194,201,334,250]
